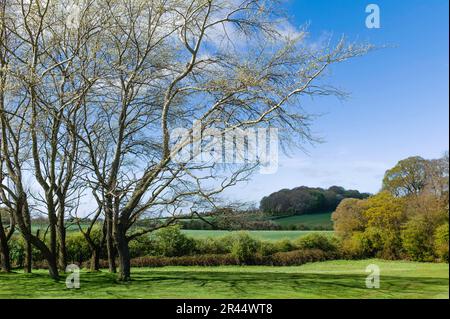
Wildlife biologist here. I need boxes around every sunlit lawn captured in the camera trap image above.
[0,259,448,299]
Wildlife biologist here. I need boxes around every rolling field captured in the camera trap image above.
[271,212,333,229]
[0,259,447,299]
[181,230,334,241]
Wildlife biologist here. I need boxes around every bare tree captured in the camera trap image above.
[0,207,15,272]
[74,0,372,281]
[1,0,371,281]
[0,0,103,278]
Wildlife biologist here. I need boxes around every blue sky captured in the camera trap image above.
[225,0,449,205]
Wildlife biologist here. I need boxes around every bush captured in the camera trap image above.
[295,233,338,252]
[194,237,230,255]
[230,232,259,264]
[153,226,196,257]
[401,216,436,262]
[131,254,238,267]
[129,236,155,258]
[66,232,91,264]
[434,223,449,263]
[8,236,43,267]
[273,239,295,253]
[269,249,337,266]
[8,236,26,267]
[341,232,372,258]
[257,241,277,256]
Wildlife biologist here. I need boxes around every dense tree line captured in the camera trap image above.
[260,186,371,216]
[333,154,449,262]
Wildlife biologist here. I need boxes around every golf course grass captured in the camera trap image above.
[0,259,448,299]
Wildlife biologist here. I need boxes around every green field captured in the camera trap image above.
[0,259,447,299]
[271,212,333,229]
[181,230,334,241]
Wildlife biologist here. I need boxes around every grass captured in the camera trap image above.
[0,259,448,299]
[181,230,334,241]
[271,212,333,229]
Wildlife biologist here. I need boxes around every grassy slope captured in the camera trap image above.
[181,230,334,241]
[271,212,333,229]
[0,260,448,299]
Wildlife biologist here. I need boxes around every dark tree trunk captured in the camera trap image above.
[45,253,59,279]
[24,235,32,273]
[28,235,59,279]
[106,216,116,273]
[115,225,130,281]
[57,212,67,271]
[0,224,11,272]
[49,215,57,261]
[90,247,100,272]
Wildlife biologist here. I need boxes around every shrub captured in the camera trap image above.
[229,232,259,264]
[194,237,230,255]
[270,249,337,266]
[257,241,277,256]
[341,232,372,258]
[273,239,295,253]
[66,232,91,264]
[153,226,196,257]
[130,254,238,267]
[129,236,155,258]
[8,236,44,267]
[434,223,449,263]
[295,233,337,252]
[401,216,436,262]
[8,236,25,267]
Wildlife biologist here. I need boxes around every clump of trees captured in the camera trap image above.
[0,0,371,280]
[333,154,449,262]
[260,186,371,216]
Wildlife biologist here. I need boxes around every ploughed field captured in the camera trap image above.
[0,259,448,299]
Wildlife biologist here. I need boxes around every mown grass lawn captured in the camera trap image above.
[181,229,334,241]
[0,259,448,299]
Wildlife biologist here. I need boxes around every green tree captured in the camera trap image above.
[332,198,366,238]
[434,223,449,262]
[382,156,428,197]
[401,215,436,262]
[362,192,407,259]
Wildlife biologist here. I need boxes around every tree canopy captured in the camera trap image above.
[260,186,371,216]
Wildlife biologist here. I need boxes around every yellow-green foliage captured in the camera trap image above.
[401,215,437,262]
[230,232,259,264]
[434,223,449,263]
[334,191,448,261]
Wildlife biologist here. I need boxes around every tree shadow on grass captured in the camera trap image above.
[0,270,448,299]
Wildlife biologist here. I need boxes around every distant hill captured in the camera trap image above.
[260,186,371,217]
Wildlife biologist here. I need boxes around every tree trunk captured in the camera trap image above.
[46,253,59,280]
[0,225,11,272]
[29,235,59,279]
[57,212,67,271]
[106,216,116,273]
[115,225,130,281]
[90,247,100,272]
[24,236,32,273]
